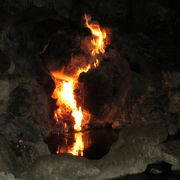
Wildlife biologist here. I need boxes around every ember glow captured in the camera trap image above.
[51,14,109,156]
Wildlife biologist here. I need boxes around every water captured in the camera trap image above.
[47,128,119,160]
[47,129,180,179]
[115,172,180,180]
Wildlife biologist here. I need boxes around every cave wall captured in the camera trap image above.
[0,1,179,178]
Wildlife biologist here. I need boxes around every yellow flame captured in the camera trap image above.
[84,14,107,56]
[71,132,84,156]
[56,132,84,156]
[51,14,110,156]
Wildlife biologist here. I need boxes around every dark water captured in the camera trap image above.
[47,128,119,160]
[115,172,180,180]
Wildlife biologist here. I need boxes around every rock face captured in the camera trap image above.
[0,172,19,180]
[24,124,170,180]
[0,79,10,113]
[96,124,168,179]
[26,154,100,180]
[0,113,50,174]
[0,0,179,179]
[160,141,180,171]
[0,135,18,174]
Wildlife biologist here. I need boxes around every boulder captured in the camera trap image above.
[96,124,168,179]
[26,154,100,180]
[0,113,50,171]
[0,172,19,180]
[159,140,180,171]
[7,79,51,137]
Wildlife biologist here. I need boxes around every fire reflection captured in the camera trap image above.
[56,132,90,156]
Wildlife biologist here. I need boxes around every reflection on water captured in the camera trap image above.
[47,129,119,160]
[56,132,84,156]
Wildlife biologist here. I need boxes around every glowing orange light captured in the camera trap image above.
[84,14,108,56]
[51,14,110,156]
[56,132,84,156]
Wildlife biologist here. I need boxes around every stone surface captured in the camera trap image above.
[0,172,19,180]
[6,78,52,137]
[169,92,180,114]
[26,154,100,180]
[0,135,18,174]
[160,141,180,171]
[0,79,10,113]
[24,124,170,180]
[0,113,50,172]
[96,124,168,179]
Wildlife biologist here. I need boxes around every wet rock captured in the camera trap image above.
[145,162,172,175]
[26,154,100,180]
[96,124,168,179]
[160,141,180,171]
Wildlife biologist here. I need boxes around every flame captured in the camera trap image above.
[51,14,109,156]
[71,132,84,156]
[56,132,84,156]
[51,66,90,132]
[84,14,108,56]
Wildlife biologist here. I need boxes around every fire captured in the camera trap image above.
[51,68,88,132]
[71,132,84,156]
[56,132,84,156]
[51,14,109,156]
[84,14,108,56]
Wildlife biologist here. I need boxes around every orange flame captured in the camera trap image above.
[51,66,90,132]
[84,14,108,56]
[51,14,109,156]
[56,132,84,156]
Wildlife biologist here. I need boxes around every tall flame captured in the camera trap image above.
[51,14,109,156]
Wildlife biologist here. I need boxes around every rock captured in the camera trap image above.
[0,113,50,171]
[167,121,178,136]
[7,78,51,137]
[169,92,180,114]
[159,140,180,171]
[0,135,19,175]
[0,51,11,74]
[8,61,16,75]
[0,79,10,113]
[0,172,19,180]
[8,87,31,117]
[96,124,168,179]
[26,154,100,180]
[178,114,180,130]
